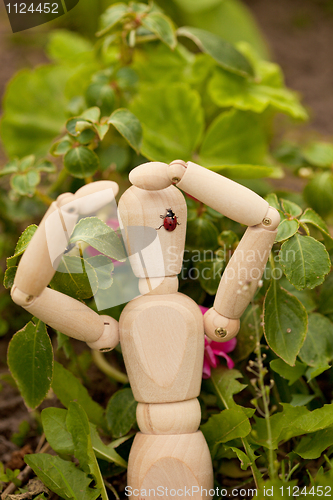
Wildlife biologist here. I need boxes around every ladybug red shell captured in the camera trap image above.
[157,208,180,232]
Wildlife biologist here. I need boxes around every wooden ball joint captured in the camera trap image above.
[11,161,279,498]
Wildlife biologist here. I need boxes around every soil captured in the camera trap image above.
[1,0,333,495]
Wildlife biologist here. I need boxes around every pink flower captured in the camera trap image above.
[199,306,237,379]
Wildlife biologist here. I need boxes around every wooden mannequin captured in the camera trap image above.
[11,160,279,498]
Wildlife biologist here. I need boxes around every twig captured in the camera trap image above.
[92,350,128,384]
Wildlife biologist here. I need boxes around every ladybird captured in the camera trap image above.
[157,208,180,232]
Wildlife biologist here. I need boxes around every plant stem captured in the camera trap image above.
[35,190,54,206]
[92,350,128,384]
[48,167,69,194]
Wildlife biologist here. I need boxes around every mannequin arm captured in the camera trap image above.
[11,181,120,351]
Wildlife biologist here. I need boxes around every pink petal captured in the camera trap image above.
[215,351,235,370]
[199,306,209,315]
[202,358,211,379]
[204,345,217,368]
[211,337,237,354]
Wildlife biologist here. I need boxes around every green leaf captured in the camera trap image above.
[36,160,57,173]
[130,83,204,163]
[290,394,314,407]
[208,67,307,119]
[263,280,307,365]
[106,388,137,438]
[6,224,37,268]
[3,266,17,289]
[47,30,93,64]
[41,407,74,455]
[232,305,263,363]
[52,361,105,429]
[265,193,281,211]
[86,83,115,118]
[201,407,254,453]
[279,234,331,290]
[81,107,101,123]
[270,359,307,385]
[186,217,219,250]
[295,427,333,459]
[303,142,333,168]
[64,147,99,179]
[89,424,127,468]
[275,219,299,243]
[318,272,333,316]
[177,27,254,77]
[70,217,126,261]
[142,12,176,49]
[304,171,333,216]
[66,403,108,500]
[0,65,69,158]
[207,164,274,179]
[86,255,114,290]
[11,170,41,197]
[194,259,224,295]
[252,403,333,450]
[108,108,142,154]
[299,313,333,368]
[199,110,267,166]
[0,159,19,176]
[50,139,72,157]
[25,454,100,500]
[227,446,253,470]
[97,3,128,37]
[50,255,98,300]
[281,198,303,217]
[300,208,333,248]
[7,320,53,409]
[210,367,247,409]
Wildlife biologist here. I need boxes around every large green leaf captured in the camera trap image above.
[303,171,333,216]
[270,359,307,386]
[106,388,137,438]
[199,110,267,166]
[97,3,128,36]
[279,234,331,290]
[108,108,142,154]
[253,403,333,450]
[177,27,254,77]
[130,83,204,163]
[209,67,307,120]
[50,255,98,300]
[275,219,299,243]
[6,224,37,268]
[186,217,219,250]
[52,361,105,429]
[142,12,177,49]
[232,305,262,363]
[87,255,114,290]
[299,313,333,368]
[194,258,224,295]
[70,217,126,261]
[25,454,100,500]
[66,403,108,500]
[295,427,333,459]
[64,147,100,179]
[42,407,74,455]
[7,320,53,409]
[0,66,69,158]
[263,280,307,366]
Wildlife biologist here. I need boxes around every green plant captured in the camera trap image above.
[1,1,333,496]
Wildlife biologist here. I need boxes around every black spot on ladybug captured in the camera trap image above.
[156,208,180,232]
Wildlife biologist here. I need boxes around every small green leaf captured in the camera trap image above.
[41,407,74,455]
[296,427,333,459]
[318,272,333,316]
[97,3,128,37]
[281,198,302,217]
[36,160,57,173]
[200,110,267,166]
[8,320,53,409]
[81,107,101,123]
[263,280,308,365]
[186,217,219,250]
[89,424,127,468]
[86,83,115,118]
[108,108,142,154]
[177,27,254,77]
[232,305,262,363]
[64,147,99,179]
[86,255,114,290]
[270,358,307,385]
[106,388,137,438]
[11,170,40,197]
[25,454,100,500]
[300,208,333,248]
[279,234,331,290]
[299,313,333,368]
[210,367,247,409]
[70,217,126,261]
[130,84,204,163]
[142,12,176,49]
[303,142,333,168]
[265,193,281,211]
[52,361,105,429]
[194,259,224,295]
[6,224,37,268]
[227,446,253,470]
[51,139,72,157]
[0,159,19,176]
[3,266,17,289]
[50,255,98,300]
[275,219,299,243]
